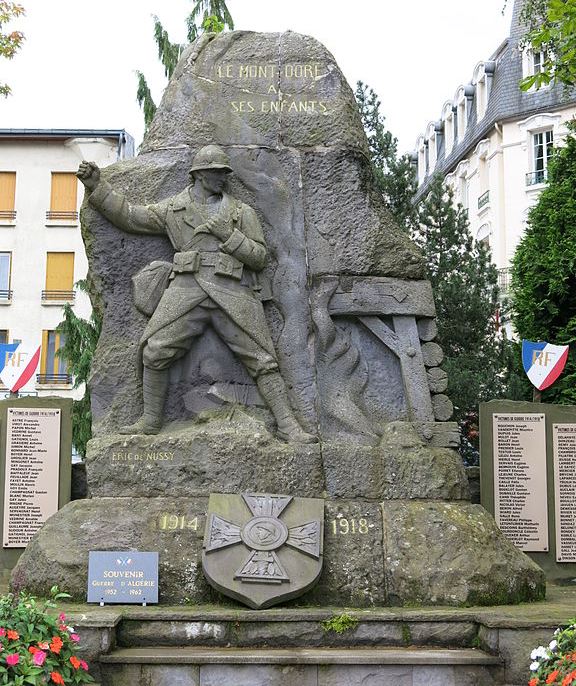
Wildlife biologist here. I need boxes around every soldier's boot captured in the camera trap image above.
[256,372,317,444]
[119,368,169,435]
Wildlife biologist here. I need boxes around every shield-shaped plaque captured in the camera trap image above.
[522,339,570,390]
[202,492,324,609]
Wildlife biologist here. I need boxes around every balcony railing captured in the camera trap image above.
[0,289,12,301]
[526,169,548,186]
[498,267,512,294]
[478,191,490,209]
[46,210,78,221]
[0,210,16,221]
[36,373,73,385]
[41,290,75,302]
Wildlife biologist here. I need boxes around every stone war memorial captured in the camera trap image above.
[13,30,547,685]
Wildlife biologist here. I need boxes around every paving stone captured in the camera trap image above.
[200,664,317,686]
[317,664,412,685]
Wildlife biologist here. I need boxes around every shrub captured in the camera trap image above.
[0,587,94,685]
[528,621,576,685]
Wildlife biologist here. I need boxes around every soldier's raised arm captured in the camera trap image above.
[77,161,167,236]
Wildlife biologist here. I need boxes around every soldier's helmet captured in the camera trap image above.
[189,145,233,174]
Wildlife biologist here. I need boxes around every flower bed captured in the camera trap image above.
[0,587,93,685]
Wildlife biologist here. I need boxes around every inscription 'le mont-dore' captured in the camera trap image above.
[216,62,330,114]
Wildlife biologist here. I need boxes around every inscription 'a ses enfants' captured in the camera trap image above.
[216,62,330,115]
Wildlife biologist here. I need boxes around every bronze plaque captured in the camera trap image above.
[202,492,324,609]
[493,413,548,552]
[3,407,61,548]
[553,424,576,562]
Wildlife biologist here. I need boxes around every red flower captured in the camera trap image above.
[33,650,47,666]
[70,656,81,669]
[50,672,65,685]
[548,671,560,684]
[6,630,18,640]
[529,679,539,686]
[50,635,63,654]
[28,646,38,654]
[6,653,19,666]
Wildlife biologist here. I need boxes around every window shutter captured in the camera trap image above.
[0,172,16,214]
[45,252,75,292]
[50,173,78,216]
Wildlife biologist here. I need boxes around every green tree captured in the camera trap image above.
[0,1,25,97]
[137,1,234,130]
[516,0,576,90]
[56,281,102,458]
[355,81,418,232]
[511,125,576,404]
[415,174,518,450]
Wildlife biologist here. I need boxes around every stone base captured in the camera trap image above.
[12,419,544,607]
[85,418,470,501]
[12,497,544,607]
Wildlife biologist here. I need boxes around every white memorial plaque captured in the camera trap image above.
[493,413,548,551]
[553,424,576,562]
[2,408,61,548]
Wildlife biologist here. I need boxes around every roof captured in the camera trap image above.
[414,0,576,198]
[0,128,130,140]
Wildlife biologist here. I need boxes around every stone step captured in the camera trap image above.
[116,616,480,649]
[101,646,502,665]
[100,647,504,686]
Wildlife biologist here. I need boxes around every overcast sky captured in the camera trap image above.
[0,0,514,154]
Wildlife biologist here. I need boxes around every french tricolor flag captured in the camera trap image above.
[522,340,570,391]
[0,342,41,393]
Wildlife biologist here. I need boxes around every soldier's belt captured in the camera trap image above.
[172,251,243,280]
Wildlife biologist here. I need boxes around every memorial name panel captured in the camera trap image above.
[493,413,548,551]
[553,424,576,562]
[3,408,61,548]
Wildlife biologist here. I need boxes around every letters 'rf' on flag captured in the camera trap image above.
[522,340,569,391]
[0,343,41,392]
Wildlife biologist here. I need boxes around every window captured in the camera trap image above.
[0,172,16,221]
[39,330,70,384]
[48,172,78,221]
[0,252,11,300]
[43,252,75,302]
[533,49,548,75]
[444,109,455,156]
[529,130,554,185]
[0,330,7,345]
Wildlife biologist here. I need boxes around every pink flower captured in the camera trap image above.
[58,613,66,622]
[33,650,47,666]
[70,634,80,643]
[6,653,19,666]
[80,660,88,670]
[0,628,6,637]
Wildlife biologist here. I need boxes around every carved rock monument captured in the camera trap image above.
[13,30,544,607]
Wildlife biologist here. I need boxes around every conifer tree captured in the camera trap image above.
[355,81,418,233]
[56,281,102,458]
[415,174,515,441]
[137,1,233,130]
[511,126,576,404]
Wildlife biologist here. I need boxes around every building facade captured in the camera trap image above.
[413,0,576,295]
[0,129,134,398]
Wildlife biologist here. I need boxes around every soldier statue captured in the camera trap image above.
[77,145,316,444]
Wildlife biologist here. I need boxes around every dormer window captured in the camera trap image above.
[522,48,551,90]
